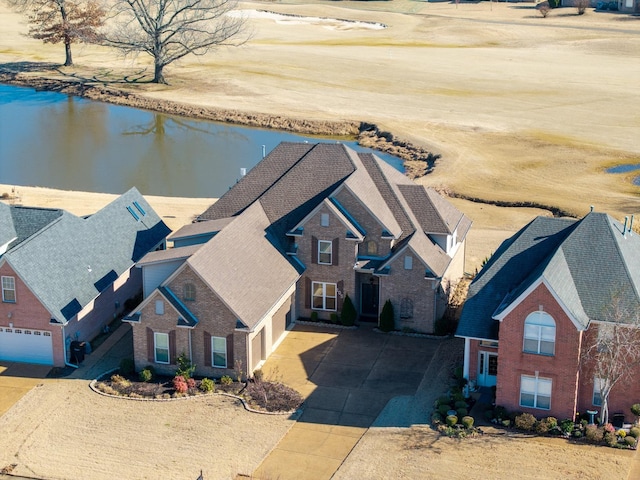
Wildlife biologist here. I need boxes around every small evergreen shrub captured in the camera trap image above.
[139,368,153,382]
[379,300,395,332]
[625,436,637,448]
[515,413,537,431]
[446,415,458,427]
[560,419,575,435]
[631,403,640,419]
[494,405,508,421]
[455,400,468,409]
[439,404,452,416]
[585,425,604,444]
[200,377,215,393]
[175,353,196,380]
[462,416,474,429]
[604,432,618,448]
[220,375,233,386]
[572,429,583,439]
[330,313,339,324]
[535,417,558,434]
[431,412,443,424]
[340,294,357,326]
[437,396,451,406]
[457,408,468,418]
[119,358,135,376]
[310,311,318,322]
[253,369,264,382]
[628,427,640,439]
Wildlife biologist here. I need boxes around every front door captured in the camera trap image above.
[360,281,379,318]
[477,351,498,387]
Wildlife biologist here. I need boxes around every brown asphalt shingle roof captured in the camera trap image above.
[136,244,202,266]
[168,217,234,242]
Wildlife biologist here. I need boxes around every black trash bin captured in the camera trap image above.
[612,413,625,429]
[70,341,86,364]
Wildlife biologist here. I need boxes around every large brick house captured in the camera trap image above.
[0,188,169,366]
[126,142,471,378]
[456,211,640,422]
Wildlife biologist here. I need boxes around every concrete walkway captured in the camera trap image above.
[252,324,447,480]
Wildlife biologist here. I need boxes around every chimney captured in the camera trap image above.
[623,216,628,236]
[629,214,635,234]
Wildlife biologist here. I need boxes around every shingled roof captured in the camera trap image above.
[1,188,170,323]
[0,203,63,250]
[456,212,640,341]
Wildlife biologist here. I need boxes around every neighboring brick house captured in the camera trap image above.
[456,211,640,422]
[0,188,169,366]
[127,142,471,378]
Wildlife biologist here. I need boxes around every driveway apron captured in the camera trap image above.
[0,362,51,418]
[253,324,441,480]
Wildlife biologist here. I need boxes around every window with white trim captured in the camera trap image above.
[321,213,329,227]
[155,300,164,315]
[318,240,332,265]
[212,336,227,368]
[154,332,170,364]
[2,276,16,303]
[312,282,337,311]
[520,375,551,410]
[184,283,196,302]
[593,376,607,406]
[523,311,555,355]
[404,256,413,270]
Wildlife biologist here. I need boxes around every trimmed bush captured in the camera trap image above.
[585,425,604,444]
[139,368,153,382]
[494,405,508,421]
[253,369,264,382]
[439,404,452,416]
[175,353,196,380]
[200,377,215,393]
[625,436,637,448]
[560,419,575,435]
[119,358,135,376]
[604,431,618,448]
[535,417,558,434]
[631,403,640,418]
[455,400,468,409]
[172,375,188,394]
[446,415,458,427]
[431,412,443,424]
[515,413,537,431]
[379,300,395,332]
[340,294,357,326]
[310,311,318,322]
[220,375,233,386]
[617,429,627,439]
[462,416,474,429]
[110,374,130,387]
[628,427,640,439]
[457,408,468,418]
[330,313,339,324]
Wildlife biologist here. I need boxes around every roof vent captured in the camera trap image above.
[623,216,628,237]
[629,214,635,235]
[590,205,594,212]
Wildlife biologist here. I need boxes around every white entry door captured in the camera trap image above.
[0,327,54,365]
[477,351,498,387]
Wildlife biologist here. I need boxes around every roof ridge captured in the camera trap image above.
[601,213,640,302]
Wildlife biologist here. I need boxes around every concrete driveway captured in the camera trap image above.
[254,323,446,480]
[0,362,51,418]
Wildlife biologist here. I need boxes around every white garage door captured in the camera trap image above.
[0,327,54,365]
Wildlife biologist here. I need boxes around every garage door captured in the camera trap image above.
[0,327,54,365]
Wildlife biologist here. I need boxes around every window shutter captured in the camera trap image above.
[146,327,154,363]
[204,331,212,367]
[304,277,311,309]
[337,280,344,311]
[169,330,176,365]
[226,334,234,367]
[311,236,318,264]
[332,238,339,266]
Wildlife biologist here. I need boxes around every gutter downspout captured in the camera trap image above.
[61,324,79,369]
[463,338,470,380]
[188,329,193,364]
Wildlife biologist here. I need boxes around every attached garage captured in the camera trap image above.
[0,327,54,365]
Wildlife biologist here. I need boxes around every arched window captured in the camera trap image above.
[523,311,555,355]
[366,240,378,256]
[184,283,196,302]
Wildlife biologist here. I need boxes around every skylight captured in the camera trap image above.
[127,206,140,221]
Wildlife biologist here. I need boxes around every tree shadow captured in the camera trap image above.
[0,61,60,73]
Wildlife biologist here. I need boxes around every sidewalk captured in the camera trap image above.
[67,322,132,380]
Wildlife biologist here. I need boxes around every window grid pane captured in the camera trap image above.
[311,282,337,311]
[212,336,227,368]
[1,276,16,302]
[318,241,332,264]
[154,333,169,364]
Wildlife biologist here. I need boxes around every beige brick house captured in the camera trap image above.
[127,142,471,377]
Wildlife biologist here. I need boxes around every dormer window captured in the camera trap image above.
[321,213,329,227]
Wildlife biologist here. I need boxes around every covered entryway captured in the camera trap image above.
[477,351,497,387]
[0,327,54,365]
[359,276,379,320]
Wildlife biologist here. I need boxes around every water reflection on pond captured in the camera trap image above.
[606,164,640,187]
[0,84,403,198]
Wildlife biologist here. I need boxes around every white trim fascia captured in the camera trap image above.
[340,183,401,240]
[454,334,500,343]
[492,277,587,331]
[0,236,17,255]
[249,282,297,334]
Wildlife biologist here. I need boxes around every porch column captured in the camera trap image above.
[463,337,470,380]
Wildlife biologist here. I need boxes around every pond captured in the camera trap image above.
[606,164,640,186]
[0,84,402,198]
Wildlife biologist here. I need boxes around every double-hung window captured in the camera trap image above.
[212,336,227,368]
[154,332,170,364]
[520,375,552,410]
[523,311,555,355]
[1,276,15,303]
[318,240,332,265]
[312,282,337,311]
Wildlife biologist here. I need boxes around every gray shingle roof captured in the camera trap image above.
[159,286,199,327]
[0,204,63,250]
[2,188,170,323]
[0,202,17,249]
[136,244,202,267]
[168,217,233,243]
[456,212,640,340]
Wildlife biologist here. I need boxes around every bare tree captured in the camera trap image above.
[9,0,105,66]
[103,0,247,84]
[575,0,590,14]
[582,298,640,425]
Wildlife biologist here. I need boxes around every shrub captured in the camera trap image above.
[379,300,395,332]
[187,377,196,389]
[572,429,583,439]
[585,425,604,444]
[457,408,468,418]
[628,427,640,439]
[110,374,131,387]
[617,429,626,438]
[625,436,637,448]
[139,368,153,382]
[560,419,575,435]
[446,415,458,427]
[431,412,443,424]
[603,423,615,434]
[244,381,303,412]
[220,375,233,386]
[494,406,508,421]
[200,377,215,393]
[631,403,640,419]
[253,369,264,382]
[173,375,188,394]
[175,353,196,380]
[462,416,474,429]
[535,417,558,434]
[330,313,340,324]
[119,358,135,376]
[537,1,551,17]
[310,311,318,322]
[515,413,537,431]
[455,400,468,409]
[604,432,618,448]
[439,404,452,416]
[501,419,511,428]
[575,0,589,14]
[437,396,451,406]
[341,294,357,326]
